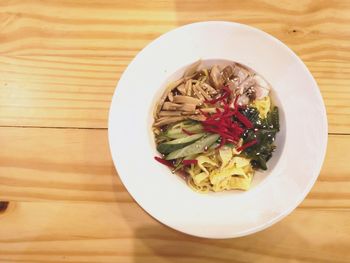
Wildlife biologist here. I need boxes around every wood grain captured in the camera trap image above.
[1,1,350,262]
[0,57,349,132]
[1,0,350,132]
[0,127,127,203]
[0,202,349,263]
[0,127,349,210]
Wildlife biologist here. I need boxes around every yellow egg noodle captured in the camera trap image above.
[186,146,254,193]
[251,96,271,119]
[185,96,271,193]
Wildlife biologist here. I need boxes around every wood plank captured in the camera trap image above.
[1,57,350,132]
[0,127,128,203]
[0,127,349,209]
[1,1,349,261]
[0,0,350,132]
[0,0,349,60]
[0,56,117,128]
[0,201,349,263]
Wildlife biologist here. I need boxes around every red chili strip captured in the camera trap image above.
[235,111,253,129]
[154,156,174,168]
[182,159,198,165]
[221,111,236,118]
[233,94,239,108]
[237,139,258,152]
[199,86,257,150]
[182,128,195,135]
[222,85,231,94]
[223,86,233,103]
[203,119,220,126]
[232,126,244,137]
[221,132,238,141]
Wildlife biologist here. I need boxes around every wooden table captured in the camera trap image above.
[1,1,349,262]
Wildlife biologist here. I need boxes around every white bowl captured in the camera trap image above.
[108,21,328,238]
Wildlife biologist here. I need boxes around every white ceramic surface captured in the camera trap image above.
[108,21,328,238]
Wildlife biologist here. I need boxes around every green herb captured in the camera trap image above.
[239,106,279,170]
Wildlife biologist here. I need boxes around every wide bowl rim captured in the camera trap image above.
[108,21,328,238]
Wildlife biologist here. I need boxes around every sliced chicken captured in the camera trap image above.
[237,94,250,106]
[236,76,256,95]
[209,65,224,89]
[222,65,234,81]
[253,75,270,99]
[232,64,250,86]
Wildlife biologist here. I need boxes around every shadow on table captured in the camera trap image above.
[131,221,296,263]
